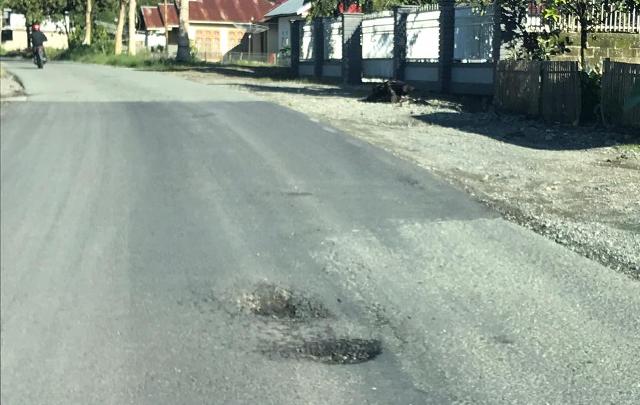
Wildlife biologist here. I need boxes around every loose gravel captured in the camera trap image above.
[0,62,25,100]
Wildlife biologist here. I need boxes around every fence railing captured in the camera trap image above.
[601,60,640,128]
[294,4,497,93]
[526,3,639,33]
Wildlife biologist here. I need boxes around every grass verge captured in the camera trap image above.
[54,46,210,70]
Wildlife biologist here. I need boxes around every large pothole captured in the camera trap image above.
[239,283,331,321]
[268,338,383,365]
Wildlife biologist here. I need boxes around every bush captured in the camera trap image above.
[580,69,602,123]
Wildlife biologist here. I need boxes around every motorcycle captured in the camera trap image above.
[33,46,46,69]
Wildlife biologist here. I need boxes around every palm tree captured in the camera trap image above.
[114,0,127,54]
[128,0,137,55]
[176,0,190,61]
[83,0,92,44]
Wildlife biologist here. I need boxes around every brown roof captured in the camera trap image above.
[141,0,277,30]
[158,2,179,27]
[140,6,163,29]
[141,4,179,29]
[189,0,277,23]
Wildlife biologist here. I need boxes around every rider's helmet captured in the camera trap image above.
[32,23,40,32]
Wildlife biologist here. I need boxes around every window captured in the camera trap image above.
[2,9,11,28]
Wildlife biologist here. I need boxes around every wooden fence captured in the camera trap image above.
[494,60,541,116]
[494,60,581,124]
[601,60,640,128]
[541,61,581,125]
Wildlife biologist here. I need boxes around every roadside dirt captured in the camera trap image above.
[0,62,25,100]
[177,67,639,277]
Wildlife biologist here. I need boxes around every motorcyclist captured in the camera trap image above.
[31,23,48,62]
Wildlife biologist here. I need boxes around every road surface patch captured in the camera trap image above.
[239,283,330,321]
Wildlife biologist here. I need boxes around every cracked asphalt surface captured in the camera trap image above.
[1,60,639,404]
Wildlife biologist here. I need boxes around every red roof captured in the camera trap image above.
[189,0,277,23]
[158,2,179,26]
[140,4,178,29]
[141,0,278,30]
[141,6,162,29]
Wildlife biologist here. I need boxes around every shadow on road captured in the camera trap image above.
[174,64,296,81]
[233,83,368,99]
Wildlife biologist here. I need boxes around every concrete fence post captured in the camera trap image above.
[491,1,502,65]
[491,2,503,100]
[438,0,455,93]
[290,20,301,76]
[342,13,364,84]
[313,18,325,78]
[393,6,418,81]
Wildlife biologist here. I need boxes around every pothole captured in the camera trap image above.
[269,338,383,365]
[239,283,330,321]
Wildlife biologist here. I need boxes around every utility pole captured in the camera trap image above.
[164,0,169,56]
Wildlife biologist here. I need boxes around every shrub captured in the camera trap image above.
[580,69,602,123]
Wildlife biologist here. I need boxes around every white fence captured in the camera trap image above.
[300,23,314,60]
[362,11,395,59]
[407,9,440,61]
[526,3,640,33]
[296,4,498,93]
[323,18,343,60]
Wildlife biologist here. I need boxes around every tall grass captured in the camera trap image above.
[54,45,206,70]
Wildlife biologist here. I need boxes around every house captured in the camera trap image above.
[139,4,178,51]
[1,9,70,51]
[262,0,310,55]
[139,0,280,60]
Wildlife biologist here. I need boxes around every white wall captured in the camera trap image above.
[362,14,394,59]
[140,32,166,48]
[300,22,314,60]
[277,16,291,51]
[7,12,68,32]
[323,18,342,60]
[1,11,70,50]
[266,22,278,53]
[406,10,440,61]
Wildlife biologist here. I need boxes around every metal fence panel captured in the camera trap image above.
[453,5,495,62]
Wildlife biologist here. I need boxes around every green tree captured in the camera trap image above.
[305,0,439,17]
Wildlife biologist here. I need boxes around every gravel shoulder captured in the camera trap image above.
[0,62,25,100]
[177,67,639,277]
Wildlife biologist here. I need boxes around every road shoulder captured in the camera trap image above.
[0,62,26,101]
[174,67,639,278]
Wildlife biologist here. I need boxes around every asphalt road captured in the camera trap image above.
[1,60,639,405]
